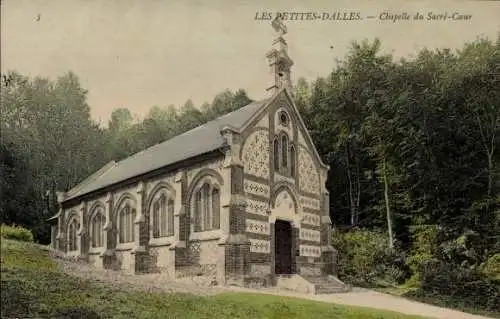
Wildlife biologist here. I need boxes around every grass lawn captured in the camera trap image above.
[0,239,428,319]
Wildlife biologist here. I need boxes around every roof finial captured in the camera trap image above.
[271,14,287,37]
[265,14,293,96]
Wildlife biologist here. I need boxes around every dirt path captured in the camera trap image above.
[225,286,493,319]
[53,255,493,319]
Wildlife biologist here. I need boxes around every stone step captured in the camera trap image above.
[315,286,347,294]
[305,277,337,284]
[315,283,342,288]
[302,276,350,294]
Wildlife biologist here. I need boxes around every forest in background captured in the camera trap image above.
[1,37,499,314]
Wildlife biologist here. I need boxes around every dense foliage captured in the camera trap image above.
[1,36,499,315]
[298,36,500,315]
[331,229,410,286]
[0,224,34,242]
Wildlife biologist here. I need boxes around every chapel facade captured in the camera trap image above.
[49,17,339,288]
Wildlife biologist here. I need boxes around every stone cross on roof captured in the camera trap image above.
[271,15,287,37]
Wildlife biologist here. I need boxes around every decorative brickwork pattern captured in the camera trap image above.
[300,229,321,242]
[246,199,269,216]
[302,213,321,227]
[246,219,270,235]
[298,146,320,195]
[242,130,270,179]
[300,196,320,211]
[244,180,270,198]
[250,239,271,253]
[300,244,321,257]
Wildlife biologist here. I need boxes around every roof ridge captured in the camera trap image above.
[66,160,117,196]
[63,98,268,202]
[115,99,265,165]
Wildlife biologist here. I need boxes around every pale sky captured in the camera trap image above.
[2,0,499,125]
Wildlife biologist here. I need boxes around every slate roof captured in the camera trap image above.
[63,98,270,202]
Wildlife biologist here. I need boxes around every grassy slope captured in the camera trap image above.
[0,239,428,319]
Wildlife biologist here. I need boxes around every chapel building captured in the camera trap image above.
[49,17,343,291]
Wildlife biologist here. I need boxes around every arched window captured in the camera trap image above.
[90,209,105,248]
[281,134,288,168]
[274,132,292,175]
[193,182,221,232]
[152,193,175,238]
[202,184,210,230]
[212,188,220,229]
[119,205,135,243]
[67,217,79,252]
[273,138,280,170]
[194,191,202,232]
[290,145,296,177]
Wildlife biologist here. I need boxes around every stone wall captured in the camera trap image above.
[148,246,173,277]
[88,253,102,269]
[115,250,133,273]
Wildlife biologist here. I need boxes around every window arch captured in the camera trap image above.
[193,181,221,232]
[273,138,280,170]
[151,193,175,238]
[90,209,105,248]
[281,134,288,168]
[274,132,293,176]
[67,216,79,252]
[118,204,135,243]
[290,144,296,177]
[211,188,220,229]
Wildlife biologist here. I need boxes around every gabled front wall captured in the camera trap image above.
[240,90,332,279]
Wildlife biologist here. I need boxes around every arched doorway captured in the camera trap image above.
[274,220,293,274]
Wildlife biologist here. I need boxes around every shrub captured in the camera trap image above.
[332,229,410,286]
[0,224,34,242]
[407,225,438,272]
[482,254,500,280]
[415,259,500,312]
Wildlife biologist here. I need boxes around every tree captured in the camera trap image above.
[109,108,133,132]
[0,71,108,242]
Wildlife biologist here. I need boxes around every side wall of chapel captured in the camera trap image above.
[57,155,228,280]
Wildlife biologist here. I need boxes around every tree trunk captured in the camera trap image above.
[355,159,362,225]
[383,158,394,249]
[346,143,356,226]
[487,151,494,197]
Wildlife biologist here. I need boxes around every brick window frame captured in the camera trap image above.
[151,193,175,238]
[89,208,105,250]
[274,131,296,177]
[67,216,79,252]
[118,204,136,244]
[191,177,221,233]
